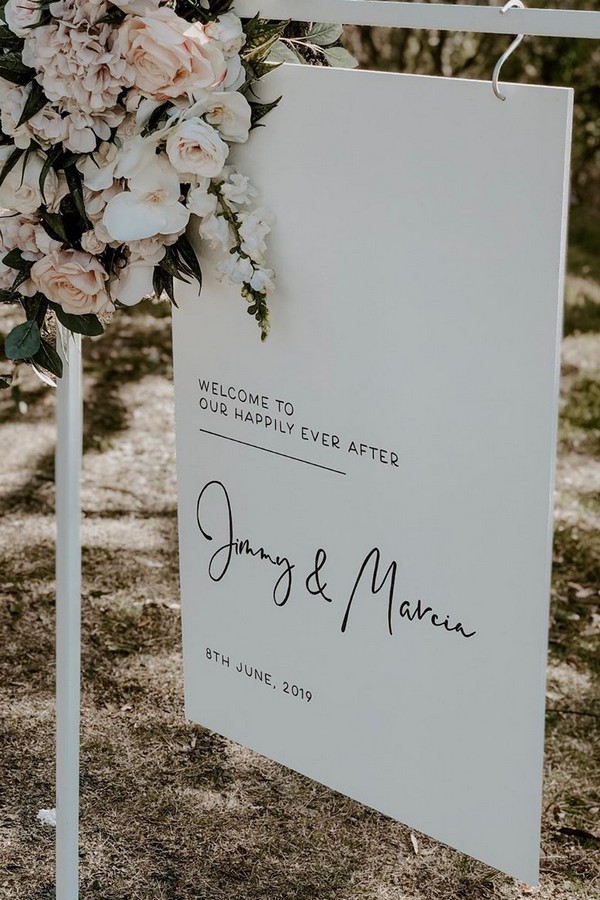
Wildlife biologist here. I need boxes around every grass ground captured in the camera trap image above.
[1,214,599,898]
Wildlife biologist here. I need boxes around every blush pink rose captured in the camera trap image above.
[31,250,113,315]
[119,8,227,100]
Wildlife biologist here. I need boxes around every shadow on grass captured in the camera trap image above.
[551,523,600,677]
[0,303,174,515]
[564,296,600,336]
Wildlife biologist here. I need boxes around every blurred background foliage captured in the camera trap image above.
[344,0,600,209]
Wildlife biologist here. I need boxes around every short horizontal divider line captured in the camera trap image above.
[199,428,347,476]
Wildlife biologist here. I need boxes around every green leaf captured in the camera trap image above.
[268,41,304,65]
[322,46,359,69]
[5,319,41,360]
[244,58,280,84]
[10,269,32,292]
[305,23,344,46]
[22,293,46,325]
[171,233,203,288]
[153,266,175,304]
[0,53,35,85]
[0,146,25,190]
[51,304,104,336]
[98,5,125,24]
[39,144,63,202]
[250,95,282,128]
[2,249,32,272]
[159,251,190,282]
[0,24,23,49]
[142,101,170,137]
[16,81,47,128]
[64,164,90,227]
[31,338,63,378]
[40,209,68,243]
[243,16,289,52]
[243,18,290,63]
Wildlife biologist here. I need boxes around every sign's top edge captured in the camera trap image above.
[274,61,575,100]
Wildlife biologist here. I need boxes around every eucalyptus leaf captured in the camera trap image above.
[5,319,41,360]
[305,23,344,46]
[268,41,304,65]
[322,46,359,69]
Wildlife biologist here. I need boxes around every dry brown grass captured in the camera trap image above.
[1,270,599,898]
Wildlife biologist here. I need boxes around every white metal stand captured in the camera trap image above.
[236,0,600,39]
[47,4,600,899]
[55,327,83,900]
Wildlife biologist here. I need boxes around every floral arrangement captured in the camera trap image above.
[0,0,352,385]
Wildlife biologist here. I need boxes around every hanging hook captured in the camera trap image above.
[493,0,526,101]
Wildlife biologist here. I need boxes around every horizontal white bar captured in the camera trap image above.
[234,1,600,40]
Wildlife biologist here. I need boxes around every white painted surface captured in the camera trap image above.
[173,65,573,883]
[234,0,600,39]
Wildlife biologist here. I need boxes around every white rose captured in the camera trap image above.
[166,118,229,178]
[204,12,246,58]
[4,0,41,36]
[81,229,107,255]
[31,250,113,315]
[119,8,226,100]
[196,91,251,144]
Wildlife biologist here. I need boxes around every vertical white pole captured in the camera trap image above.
[55,325,83,900]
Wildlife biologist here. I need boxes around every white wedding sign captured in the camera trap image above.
[173,65,573,883]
